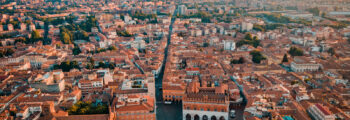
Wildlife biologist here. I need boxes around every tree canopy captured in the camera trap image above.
[231,57,245,64]
[307,7,320,16]
[236,33,260,48]
[117,30,133,37]
[60,27,74,44]
[253,23,284,32]
[288,46,304,56]
[53,61,80,72]
[250,50,266,64]
[68,101,108,115]
[131,11,157,21]
[0,48,15,58]
[282,54,288,63]
[176,11,212,23]
[327,48,335,56]
[72,46,81,55]
[27,30,43,44]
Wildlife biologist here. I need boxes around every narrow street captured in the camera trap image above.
[0,92,23,113]
[230,76,247,120]
[155,6,183,120]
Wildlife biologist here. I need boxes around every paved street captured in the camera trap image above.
[156,6,182,120]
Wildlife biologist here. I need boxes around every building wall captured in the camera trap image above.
[183,101,229,120]
[30,80,65,93]
[291,62,321,72]
[116,111,155,120]
[163,90,184,101]
[307,105,335,120]
[183,109,228,120]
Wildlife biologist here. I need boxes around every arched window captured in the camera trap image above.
[219,116,225,120]
[211,116,217,120]
[194,114,200,120]
[202,115,208,120]
[186,114,191,120]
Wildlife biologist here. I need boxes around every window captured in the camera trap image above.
[214,109,217,111]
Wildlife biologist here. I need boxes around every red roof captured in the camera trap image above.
[186,68,200,71]
[315,104,331,115]
[0,75,8,82]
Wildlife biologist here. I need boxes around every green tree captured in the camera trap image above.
[291,80,299,85]
[231,59,239,64]
[72,46,81,55]
[253,24,265,32]
[86,63,94,69]
[257,13,291,23]
[108,46,117,51]
[31,30,41,40]
[117,30,133,37]
[89,58,95,67]
[231,57,245,64]
[9,20,19,29]
[60,61,71,72]
[307,7,320,16]
[61,32,71,44]
[282,54,288,63]
[120,14,125,21]
[304,78,311,83]
[244,33,253,40]
[250,50,266,64]
[68,101,108,115]
[98,61,105,68]
[237,33,260,48]
[28,30,43,43]
[0,50,3,58]
[4,48,14,56]
[60,27,73,44]
[79,16,97,32]
[203,42,209,47]
[109,63,115,69]
[238,57,245,64]
[288,46,304,56]
[327,47,335,56]
[74,30,89,40]
[54,61,80,72]
[15,37,26,44]
[70,61,79,69]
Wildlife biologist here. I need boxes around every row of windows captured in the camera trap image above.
[164,95,182,98]
[118,116,155,120]
[185,107,225,112]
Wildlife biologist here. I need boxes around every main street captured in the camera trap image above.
[155,5,183,120]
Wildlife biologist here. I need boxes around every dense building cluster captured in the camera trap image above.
[0,0,350,120]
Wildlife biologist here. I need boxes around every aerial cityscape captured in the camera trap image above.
[0,0,350,120]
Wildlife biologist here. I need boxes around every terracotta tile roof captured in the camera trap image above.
[116,103,152,112]
[54,114,109,120]
[315,104,332,115]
